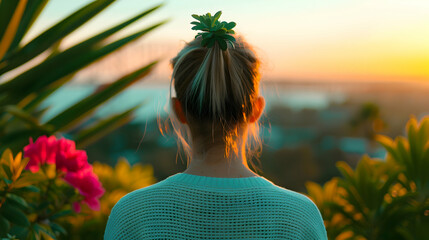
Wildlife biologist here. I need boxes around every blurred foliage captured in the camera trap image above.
[350,102,388,140]
[0,0,167,154]
[0,148,82,240]
[306,115,429,240]
[0,148,155,239]
[60,158,156,240]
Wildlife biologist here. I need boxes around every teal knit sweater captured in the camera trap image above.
[104,172,328,239]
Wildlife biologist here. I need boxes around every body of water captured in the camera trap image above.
[40,83,347,123]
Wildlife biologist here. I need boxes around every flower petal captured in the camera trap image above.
[72,202,81,213]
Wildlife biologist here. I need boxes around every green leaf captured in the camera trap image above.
[13,171,46,189]
[201,32,213,39]
[2,105,38,124]
[1,105,51,132]
[225,21,236,30]
[49,209,73,221]
[0,0,28,60]
[49,222,66,235]
[0,215,10,236]
[377,171,399,206]
[340,185,368,222]
[44,39,62,60]
[0,0,20,42]
[375,134,400,161]
[191,25,205,31]
[407,118,420,165]
[33,223,56,240]
[417,117,429,144]
[207,38,216,48]
[1,177,12,185]
[21,74,75,112]
[46,61,158,132]
[210,23,222,32]
[325,201,364,227]
[0,202,30,227]
[421,147,429,188]
[336,161,355,183]
[214,28,227,35]
[75,103,144,148]
[5,0,49,57]
[29,229,40,240]
[201,37,209,47]
[1,21,166,105]
[6,193,29,209]
[355,156,369,195]
[191,14,201,21]
[0,0,115,74]
[221,34,236,42]
[217,38,227,50]
[1,3,164,97]
[0,149,13,166]
[1,163,12,180]
[397,137,414,178]
[213,11,222,24]
[18,185,40,193]
[35,201,50,212]
[202,16,212,27]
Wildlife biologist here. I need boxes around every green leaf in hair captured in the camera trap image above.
[190,11,236,50]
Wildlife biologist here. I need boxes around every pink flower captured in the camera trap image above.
[24,135,58,173]
[64,167,105,212]
[55,138,90,173]
[23,135,105,213]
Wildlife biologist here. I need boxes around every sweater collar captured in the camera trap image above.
[164,172,275,189]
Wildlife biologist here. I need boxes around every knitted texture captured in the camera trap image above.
[104,173,328,240]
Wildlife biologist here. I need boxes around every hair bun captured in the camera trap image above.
[168,14,262,162]
[190,11,236,50]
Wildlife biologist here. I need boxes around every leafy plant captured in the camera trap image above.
[60,158,156,240]
[305,178,350,239]
[191,11,236,50]
[0,148,35,238]
[0,0,167,153]
[0,135,105,239]
[306,115,429,240]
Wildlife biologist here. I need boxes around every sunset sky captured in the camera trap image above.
[25,0,429,83]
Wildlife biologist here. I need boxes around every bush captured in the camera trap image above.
[306,115,429,239]
[0,135,105,239]
[0,134,156,239]
[60,158,156,240]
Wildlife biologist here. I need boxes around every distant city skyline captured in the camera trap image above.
[21,0,429,83]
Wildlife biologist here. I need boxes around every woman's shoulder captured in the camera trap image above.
[269,184,318,207]
[268,184,327,238]
[266,184,324,222]
[112,180,167,210]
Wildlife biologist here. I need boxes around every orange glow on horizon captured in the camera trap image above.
[25,0,429,83]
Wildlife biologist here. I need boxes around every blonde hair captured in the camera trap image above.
[159,34,263,172]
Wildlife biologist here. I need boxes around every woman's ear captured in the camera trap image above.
[172,97,187,124]
[249,96,265,123]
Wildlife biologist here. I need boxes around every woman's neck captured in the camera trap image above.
[182,143,258,178]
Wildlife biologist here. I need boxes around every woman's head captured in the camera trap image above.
[163,12,264,169]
